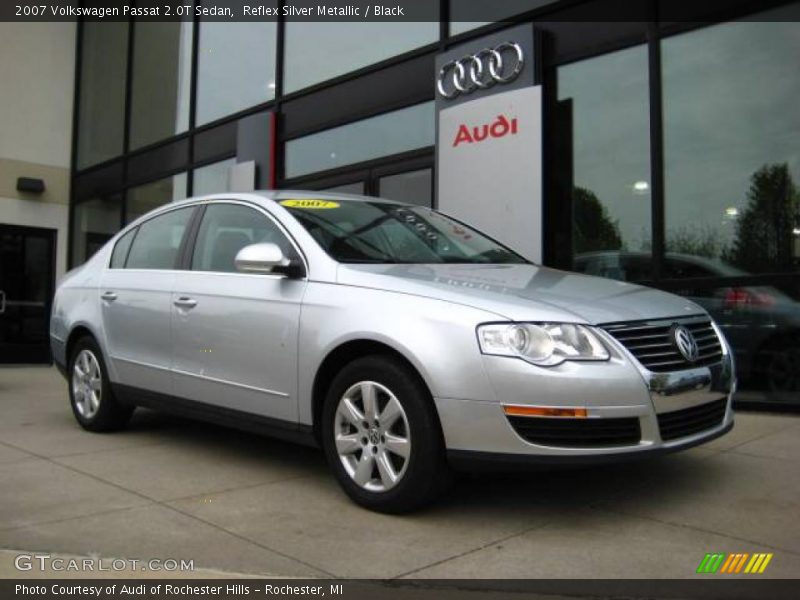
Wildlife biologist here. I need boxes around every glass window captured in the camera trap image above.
[71,196,122,266]
[284,22,438,93]
[126,173,188,224]
[449,0,556,35]
[573,252,654,283]
[285,102,434,178]
[196,19,277,125]
[76,22,128,169]
[662,13,800,405]
[110,227,137,269]
[191,204,296,272]
[666,279,800,404]
[193,158,236,196]
[321,182,366,195]
[663,18,800,277]
[281,199,527,264]
[557,45,651,266]
[129,21,192,150]
[125,207,193,270]
[379,169,432,207]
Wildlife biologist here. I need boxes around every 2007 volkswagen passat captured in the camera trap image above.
[51,192,735,512]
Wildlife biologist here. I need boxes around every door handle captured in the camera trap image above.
[101,291,117,302]
[173,297,197,309]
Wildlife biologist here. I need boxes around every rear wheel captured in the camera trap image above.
[321,355,450,513]
[69,336,133,432]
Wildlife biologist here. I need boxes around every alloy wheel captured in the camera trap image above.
[72,349,102,418]
[333,380,411,492]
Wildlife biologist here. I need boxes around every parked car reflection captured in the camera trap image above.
[574,252,800,397]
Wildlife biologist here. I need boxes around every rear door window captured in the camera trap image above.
[109,227,137,269]
[125,207,194,269]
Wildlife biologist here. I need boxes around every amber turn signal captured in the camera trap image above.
[503,405,588,418]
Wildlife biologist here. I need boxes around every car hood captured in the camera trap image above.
[337,263,705,324]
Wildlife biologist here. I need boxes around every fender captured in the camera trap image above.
[295,282,502,425]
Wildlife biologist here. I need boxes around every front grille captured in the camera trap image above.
[657,398,727,441]
[601,316,723,372]
[508,416,641,447]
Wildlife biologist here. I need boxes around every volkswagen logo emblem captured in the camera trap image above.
[368,428,380,445]
[437,42,525,99]
[671,324,699,362]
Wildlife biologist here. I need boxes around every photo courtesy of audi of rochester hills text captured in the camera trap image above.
[0,0,798,598]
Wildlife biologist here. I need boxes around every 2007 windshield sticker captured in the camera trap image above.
[280,199,340,209]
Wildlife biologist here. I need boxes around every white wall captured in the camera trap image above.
[0,22,76,280]
[0,22,76,168]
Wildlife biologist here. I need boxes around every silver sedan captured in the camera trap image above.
[50,192,735,512]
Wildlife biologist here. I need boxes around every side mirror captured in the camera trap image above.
[234,243,290,274]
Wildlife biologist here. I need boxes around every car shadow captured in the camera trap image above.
[442,455,712,512]
[124,407,326,469]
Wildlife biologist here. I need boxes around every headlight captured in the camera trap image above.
[477,322,609,366]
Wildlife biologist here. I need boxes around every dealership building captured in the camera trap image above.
[0,0,798,408]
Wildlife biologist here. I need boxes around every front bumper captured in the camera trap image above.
[447,420,733,471]
[436,325,735,467]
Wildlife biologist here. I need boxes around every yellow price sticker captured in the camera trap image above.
[280,199,340,209]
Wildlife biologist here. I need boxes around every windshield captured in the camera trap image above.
[279,199,529,265]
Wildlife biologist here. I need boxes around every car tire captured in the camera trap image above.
[321,355,451,513]
[764,344,800,393]
[68,336,134,432]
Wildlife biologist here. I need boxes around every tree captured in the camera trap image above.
[666,224,724,259]
[725,163,799,273]
[573,186,623,253]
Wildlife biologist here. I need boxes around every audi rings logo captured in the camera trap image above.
[672,324,700,363]
[437,42,525,99]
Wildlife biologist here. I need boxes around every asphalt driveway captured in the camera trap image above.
[1,366,798,579]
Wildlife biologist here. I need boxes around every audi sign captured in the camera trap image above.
[436,42,525,99]
[435,24,543,263]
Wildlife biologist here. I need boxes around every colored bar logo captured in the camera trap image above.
[696,553,773,574]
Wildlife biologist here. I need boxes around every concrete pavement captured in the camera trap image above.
[1,366,798,579]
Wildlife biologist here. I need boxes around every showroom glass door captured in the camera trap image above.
[0,224,56,364]
[296,155,434,208]
[373,158,433,207]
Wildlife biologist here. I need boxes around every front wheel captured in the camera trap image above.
[321,355,450,513]
[69,336,133,432]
